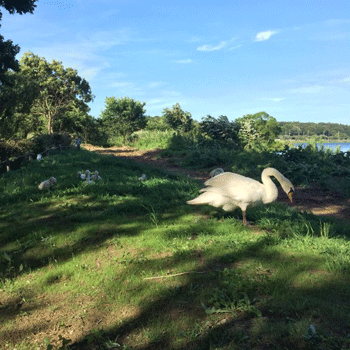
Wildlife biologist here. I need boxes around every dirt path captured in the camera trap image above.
[83,144,350,222]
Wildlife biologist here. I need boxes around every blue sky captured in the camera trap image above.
[2,0,350,123]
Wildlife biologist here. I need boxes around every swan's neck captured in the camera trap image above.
[261,168,280,203]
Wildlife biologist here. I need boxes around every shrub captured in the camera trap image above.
[31,133,72,154]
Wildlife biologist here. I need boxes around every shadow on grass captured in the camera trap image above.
[64,235,350,350]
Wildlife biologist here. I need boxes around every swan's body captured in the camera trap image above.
[138,174,147,181]
[187,167,294,225]
[84,170,95,185]
[78,170,92,180]
[38,177,57,190]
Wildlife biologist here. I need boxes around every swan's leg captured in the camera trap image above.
[242,211,248,226]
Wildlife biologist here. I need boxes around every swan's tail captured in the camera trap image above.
[187,189,232,209]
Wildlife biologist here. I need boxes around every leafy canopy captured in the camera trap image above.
[19,52,94,134]
[200,115,238,146]
[0,0,37,84]
[236,112,281,151]
[100,96,147,143]
[162,103,194,132]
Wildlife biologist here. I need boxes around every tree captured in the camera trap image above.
[0,0,37,84]
[0,36,19,85]
[19,52,94,134]
[0,69,40,138]
[145,115,171,131]
[236,112,281,151]
[100,97,147,143]
[200,115,238,146]
[162,103,193,132]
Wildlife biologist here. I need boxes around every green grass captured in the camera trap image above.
[108,129,175,150]
[1,148,350,350]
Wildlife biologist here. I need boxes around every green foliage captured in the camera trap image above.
[18,52,94,134]
[236,112,281,151]
[145,115,171,132]
[204,268,265,316]
[199,115,239,147]
[0,0,37,16]
[100,96,147,143]
[279,121,350,140]
[162,103,194,132]
[124,129,175,150]
[0,35,19,85]
[0,71,45,138]
[0,0,37,84]
[0,133,72,166]
[0,139,33,162]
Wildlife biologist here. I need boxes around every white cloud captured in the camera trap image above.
[109,81,134,89]
[146,98,178,113]
[160,90,182,97]
[173,59,193,64]
[229,44,242,51]
[264,97,285,102]
[197,41,227,52]
[255,30,279,42]
[148,81,166,89]
[340,77,350,83]
[289,85,324,94]
[187,36,204,43]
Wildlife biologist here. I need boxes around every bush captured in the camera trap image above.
[0,134,73,174]
[0,139,33,162]
[31,133,72,154]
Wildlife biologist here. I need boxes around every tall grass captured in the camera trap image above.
[108,129,176,150]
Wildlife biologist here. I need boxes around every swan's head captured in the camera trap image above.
[287,188,294,203]
[263,168,295,203]
[281,179,294,203]
[49,177,57,185]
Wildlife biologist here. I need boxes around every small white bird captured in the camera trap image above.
[138,174,147,181]
[209,168,224,178]
[78,170,90,180]
[38,177,57,190]
[37,154,42,161]
[91,170,102,181]
[187,167,294,225]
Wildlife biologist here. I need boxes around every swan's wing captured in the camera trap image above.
[187,186,238,211]
[204,172,265,205]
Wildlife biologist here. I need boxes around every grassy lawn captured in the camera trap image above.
[1,148,350,350]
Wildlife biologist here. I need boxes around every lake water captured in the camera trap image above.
[294,142,350,153]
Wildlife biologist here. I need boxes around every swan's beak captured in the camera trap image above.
[287,190,294,203]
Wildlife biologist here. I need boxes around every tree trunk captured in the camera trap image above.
[48,114,53,134]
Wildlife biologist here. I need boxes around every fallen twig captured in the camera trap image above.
[144,271,208,280]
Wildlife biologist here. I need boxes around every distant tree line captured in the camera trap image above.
[279,122,350,140]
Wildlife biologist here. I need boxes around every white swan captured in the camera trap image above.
[187,167,294,225]
[38,177,57,190]
[138,174,147,181]
[91,170,102,181]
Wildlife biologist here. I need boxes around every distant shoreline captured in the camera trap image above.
[278,139,350,144]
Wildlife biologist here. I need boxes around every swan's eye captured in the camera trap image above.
[289,188,294,193]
